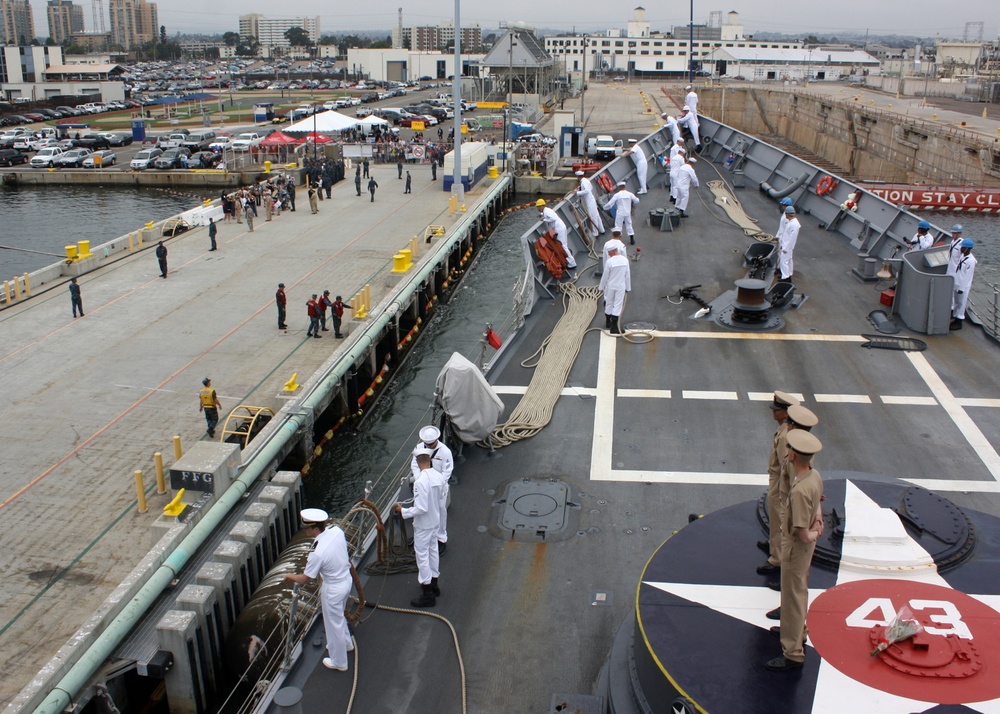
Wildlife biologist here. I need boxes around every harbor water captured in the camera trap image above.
[0,184,206,277]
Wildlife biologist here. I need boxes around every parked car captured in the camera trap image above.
[130,148,162,170]
[53,148,93,168]
[81,150,116,168]
[28,137,60,152]
[29,147,65,167]
[153,147,191,169]
[102,132,134,146]
[0,148,28,166]
[231,132,263,152]
[22,112,47,122]
[208,135,233,151]
[71,135,112,150]
[189,151,221,168]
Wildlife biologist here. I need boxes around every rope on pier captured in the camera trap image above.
[484,283,602,448]
[706,179,775,242]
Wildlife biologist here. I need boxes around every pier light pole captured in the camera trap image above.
[581,35,587,132]
[452,0,464,205]
[688,0,695,84]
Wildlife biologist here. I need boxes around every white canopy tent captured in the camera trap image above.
[285,110,359,134]
[357,115,389,127]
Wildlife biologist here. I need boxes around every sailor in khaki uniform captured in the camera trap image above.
[766,430,824,671]
[757,391,800,576]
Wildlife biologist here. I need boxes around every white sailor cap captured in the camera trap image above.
[419,425,440,442]
[682,105,691,112]
[660,112,669,118]
[685,85,692,90]
[300,508,329,525]
[574,170,585,176]
[414,447,434,457]
[617,181,627,187]
[628,138,637,144]
[677,147,686,154]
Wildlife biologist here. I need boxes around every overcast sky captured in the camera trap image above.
[36,0,997,40]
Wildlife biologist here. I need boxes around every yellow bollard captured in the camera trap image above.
[933,113,937,121]
[154,452,166,494]
[391,253,407,273]
[145,221,154,230]
[163,489,186,517]
[135,470,147,513]
[203,198,211,207]
[77,240,92,259]
[448,194,458,215]
[22,273,30,296]
[400,249,412,270]
[65,245,79,261]
[13,277,21,301]
[173,435,182,461]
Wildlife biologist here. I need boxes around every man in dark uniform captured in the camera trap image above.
[155,241,168,278]
[275,283,287,330]
[208,218,218,251]
[354,168,362,196]
[368,176,378,202]
[69,278,84,317]
[332,295,351,338]
[306,295,321,338]
[199,377,222,438]
[405,171,412,194]
[757,391,800,576]
[286,176,296,211]
[319,290,333,331]
[397,159,403,179]
[362,157,369,178]
[431,161,437,181]
[766,430,824,671]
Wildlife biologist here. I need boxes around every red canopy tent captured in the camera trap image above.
[259,131,298,146]
[296,132,334,145]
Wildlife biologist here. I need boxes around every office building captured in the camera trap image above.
[108,0,158,50]
[1,0,35,45]
[47,0,85,45]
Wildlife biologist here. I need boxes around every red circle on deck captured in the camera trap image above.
[809,579,1000,705]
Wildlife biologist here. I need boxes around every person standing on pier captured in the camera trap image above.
[308,186,319,214]
[397,159,403,179]
[319,290,333,331]
[245,200,255,232]
[155,241,168,278]
[265,190,274,221]
[950,239,977,331]
[431,161,437,181]
[284,509,354,672]
[332,295,351,338]
[396,449,447,608]
[362,157,369,178]
[69,278,83,318]
[286,176,296,212]
[208,218,218,251]
[368,176,379,202]
[199,377,222,438]
[354,169,362,197]
[306,295,322,338]
[275,283,287,330]
[405,171,412,194]
[603,182,640,246]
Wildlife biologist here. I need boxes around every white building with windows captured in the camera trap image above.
[702,47,880,81]
[239,14,319,52]
[545,8,802,76]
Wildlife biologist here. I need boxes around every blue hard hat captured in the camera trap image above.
[961,238,974,249]
[951,224,963,232]
[779,197,793,206]
[917,220,931,229]
[784,206,795,214]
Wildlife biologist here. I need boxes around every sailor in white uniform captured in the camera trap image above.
[775,197,793,241]
[625,139,649,194]
[603,182,640,245]
[669,147,686,203]
[599,246,631,334]
[601,227,628,270]
[410,425,453,551]
[677,105,701,148]
[950,239,977,330]
[537,199,576,269]
[779,206,800,281]
[946,224,964,275]
[907,220,934,251]
[685,85,699,116]
[284,509,354,671]
[662,113,682,144]
[397,449,448,607]
[673,155,699,216]
[574,170,605,237]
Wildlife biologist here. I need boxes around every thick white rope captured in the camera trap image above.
[706,179,775,242]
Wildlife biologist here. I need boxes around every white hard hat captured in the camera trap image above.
[419,425,440,442]
[300,508,329,525]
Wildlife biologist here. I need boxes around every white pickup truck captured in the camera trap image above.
[231,132,263,152]
[589,135,624,161]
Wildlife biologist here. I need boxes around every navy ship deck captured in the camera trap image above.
[273,117,1000,713]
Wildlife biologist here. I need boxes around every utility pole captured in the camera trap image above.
[452,0,464,205]
[581,35,587,131]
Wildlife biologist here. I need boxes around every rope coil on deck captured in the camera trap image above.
[484,283,602,448]
[706,180,775,242]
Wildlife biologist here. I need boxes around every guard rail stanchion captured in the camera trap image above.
[154,452,166,494]
[173,435,183,461]
[23,273,30,296]
[13,277,22,301]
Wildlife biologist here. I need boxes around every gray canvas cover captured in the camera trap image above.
[435,352,505,443]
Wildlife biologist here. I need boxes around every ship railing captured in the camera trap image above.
[970,283,1000,341]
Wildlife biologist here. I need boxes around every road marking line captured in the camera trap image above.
[957,398,1000,408]
[618,388,672,399]
[906,352,1000,481]
[747,391,806,402]
[880,395,938,406]
[814,393,872,404]
[682,390,739,400]
[591,332,617,481]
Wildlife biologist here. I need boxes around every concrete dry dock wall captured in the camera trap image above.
[697,87,1000,186]
[3,170,246,188]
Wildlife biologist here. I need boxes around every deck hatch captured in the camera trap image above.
[498,479,569,535]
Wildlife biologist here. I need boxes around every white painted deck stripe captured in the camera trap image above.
[904,479,1000,493]
[592,470,769,486]
[492,385,597,397]
[813,393,873,404]
[879,395,938,405]
[681,390,739,400]
[957,397,1000,408]
[747,391,806,402]
[906,352,1000,481]
[590,332,617,481]
[617,388,672,399]
[651,330,868,342]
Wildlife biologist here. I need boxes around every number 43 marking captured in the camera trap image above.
[845,598,973,640]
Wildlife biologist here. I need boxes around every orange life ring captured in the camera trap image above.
[597,173,614,192]
[816,176,838,196]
